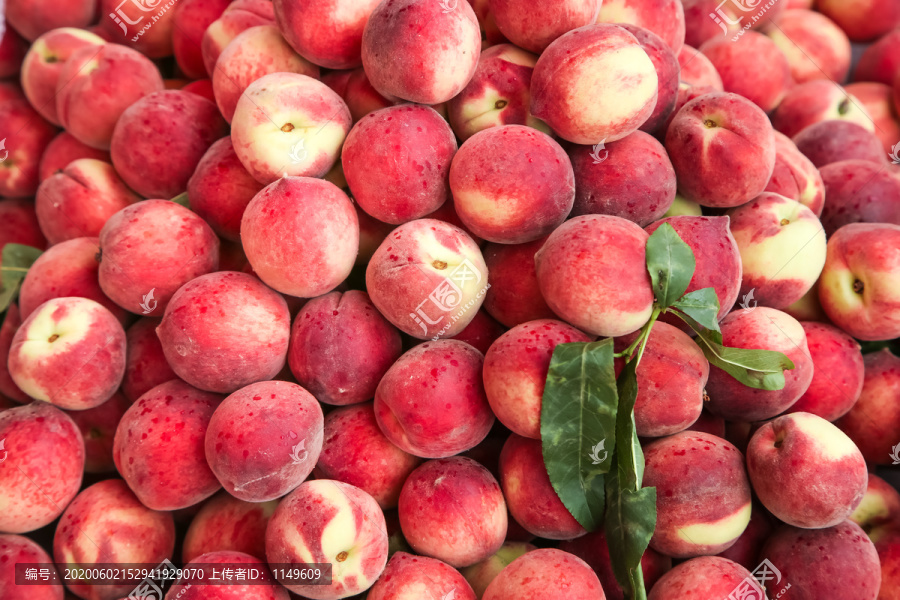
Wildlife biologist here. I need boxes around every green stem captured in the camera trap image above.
[0,266,29,273]
[633,308,661,369]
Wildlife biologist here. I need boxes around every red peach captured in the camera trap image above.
[121,318,175,404]
[836,349,900,464]
[482,237,555,328]
[321,67,395,123]
[871,527,900,600]
[183,492,278,562]
[845,81,900,154]
[772,81,874,139]
[597,0,685,53]
[676,44,723,89]
[647,556,760,600]
[448,309,506,355]
[491,0,601,53]
[172,0,231,79]
[483,548,605,600]
[38,132,110,182]
[201,0,275,77]
[681,0,742,49]
[768,9,851,84]
[369,551,477,600]
[0,97,57,198]
[851,474,900,534]
[619,23,680,134]
[819,161,900,234]
[815,0,900,41]
[714,502,774,570]
[0,198,47,251]
[765,131,826,216]
[460,542,537,599]
[0,305,29,403]
[164,551,288,600]
[65,391,129,473]
[0,534,62,600]
[5,0,96,42]
[794,120,886,168]
[0,27,27,80]
[659,82,717,135]
[97,0,177,58]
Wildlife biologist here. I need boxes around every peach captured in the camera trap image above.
[0,97,57,198]
[35,159,139,245]
[786,322,864,421]
[8,297,126,410]
[765,131,826,216]
[845,81,900,154]
[531,24,658,144]
[569,130,676,227]
[483,320,591,440]
[447,44,548,142]
[665,92,775,207]
[375,340,494,458]
[676,44,723,89]
[53,479,175,600]
[0,401,83,533]
[819,224,900,340]
[460,542,537,599]
[369,551,477,600]
[213,25,320,123]
[121,318,175,403]
[761,520,881,598]
[871,527,900,600]
[597,0,685,53]
[265,479,389,598]
[450,125,574,243]
[481,237,554,328]
[274,0,381,70]
[321,66,394,122]
[660,82,716,134]
[448,309,506,355]
[164,550,288,600]
[0,27,27,80]
[815,0,900,41]
[645,215,743,323]
[644,431,752,558]
[727,192,827,309]
[490,0,600,53]
[156,272,291,393]
[241,177,358,298]
[714,502,774,570]
[535,214,653,337]
[0,305,29,404]
[99,0,179,57]
[772,81,874,139]
[647,556,760,600]
[748,412,867,528]
[619,24,679,134]
[783,280,829,323]
[288,290,402,406]
[38,132,110,182]
[231,73,351,184]
[343,104,457,224]
[20,28,105,125]
[854,28,900,85]
[851,474,900,534]
[172,0,230,79]
[836,349,900,464]
[0,198,47,252]
[681,0,742,49]
[819,161,900,234]
[183,492,278,562]
[65,391,130,473]
[114,379,223,510]
[768,9,851,84]
[705,307,813,422]
[0,534,62,600]
[201,0,275,76]
[366,219,488,339]
[794,120,886,168]
[5,0,96,42]
[98,199,220,317]
[361,0,481,104]
[55,43,164,150]
[483,548,605,600]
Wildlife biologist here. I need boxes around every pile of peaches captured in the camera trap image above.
[1,0,900,598]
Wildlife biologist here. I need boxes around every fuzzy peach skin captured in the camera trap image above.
[213,25,320,123]
[483,320,591,439]
[35,159,139,245]
[274,0,381,69]
[728,193,827,310]
[676,45,723,89]
[482,237,555,328]
[201,0,275,76]
[450,125,575,244]
[449,309,506,354]
[315,403,422,509]
[816,0,900,41]
[366,219,488,339]
[871,528,900,600]
[681,0,742,49]
[98,199,220,317]
[265,479,389,599]
[20,28,105,125]
[375,340,494,458]
[705,307,813,422]
[322,67,395,123]
[65,391,129,473]
[569,131,676,227]
[5,0,96,41]
[614,321,709,438]
[8,297,126,410]
[645,216,742,323]
[531,24,658,144]
[846,82,900,154]
[121,318,175,403]
[55,44,164,150]
[183,492,278,562]
[110,90,227,198]
[819,161,900,235]
[498,434,586,540]
[231,73,351,184]
[156,272,291,393]
[53,479,175,600]
[762,520,881,599]
[164,550,288,600]
[700,31,791,113]
[619,24,679,134]
[447,44,549,142]
[461,542,538,599]
[205,380,324,502]
[786,322,864,421]
[0,97,57,198]
[765,131,826,216]
[241,177,358,298]
[172,0,231,79]
[0,305,29,403]
[715,502,774,570]
[768,9,851,84]
[38,132,110,182]
[748,412,867,529]
[665,92,776,208]
[0,534,62,600]
[483,548,605,600]
[368,551,477,600]
[819,224,900,340]
[643,431,752,558]
[288,291,402,406]
[598,0,685,52]
[794,120,886,168]
[836,349,900,464]
[851,474,900,534]
[343,104,457,224]
[114,379,223,510]
[771,81,874,139]
[361,0,481,104]
[535,214,653,337]
[0,402,84,533]
[490,0,600,53]
[646,556,759,600]
[0,198,46,253]
[855,29,900,86]
[399,457,507,567]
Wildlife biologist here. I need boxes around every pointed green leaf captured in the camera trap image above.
[170,192,190,208]
[0,244,43,313]
[671,287,721,332]
[613,360,643,490]
[645,223,696,308]
[604,466,656,600]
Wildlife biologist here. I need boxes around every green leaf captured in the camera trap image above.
[0,244,43,313]
[613,360,643,490]
[541,339,619,531]
[670,287,721,332]
[645,223,696,309]
[604,466,656,600]
[170,192,190,208]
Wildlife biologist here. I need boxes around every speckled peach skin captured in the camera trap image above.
[647,556,757,600]
[38,132,110,182]
[183,492,278,562]
[482,237,555,328]
[815,0,900,41]
[368,551,476,600]
[845,82,900,154]
[819,161,900,235]
[0,402,84,533]
[121,318,175,404]
[0,534,62,600]
[164,551,289,600]
[491,0,600,53]
[765,131,826,216]
[794,121,886,169]
[769,9,851,84]
[483,549,605,600]
[0,304,29,403]
[597,0,685,53]
[837,350,900,464]
[0,97,57,198]
[619,24,679,135]
[65,391,129,473]
[850,474,900,533]
[676,45,722,89]
[854,29,900,85]
[700,32,791,113]
[172,0,230,79]
[772,81,874,139]
[5,0,95,41]
[201,0,275,77]
[447,309,506,355]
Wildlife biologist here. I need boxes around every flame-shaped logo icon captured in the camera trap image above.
[890,142,900,165]
[140,288,158,314]
[891,443,900,465]
[589,439,607,465]
[739,289,757,311]
[0,138,8,162]
[0,438,7,464]
[289,139,308,164]
[441,589,457,600]
[290,439,308,465]
[589,139,608,164]
[439,0,458,13]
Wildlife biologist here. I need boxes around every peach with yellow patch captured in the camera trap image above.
[768,9,851,84]
[596,0,685,53]
[483,549,605,600]
[491,0,601,53]
[772,81,874,139]
[764,131,826,216]
[183,493,278,562]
